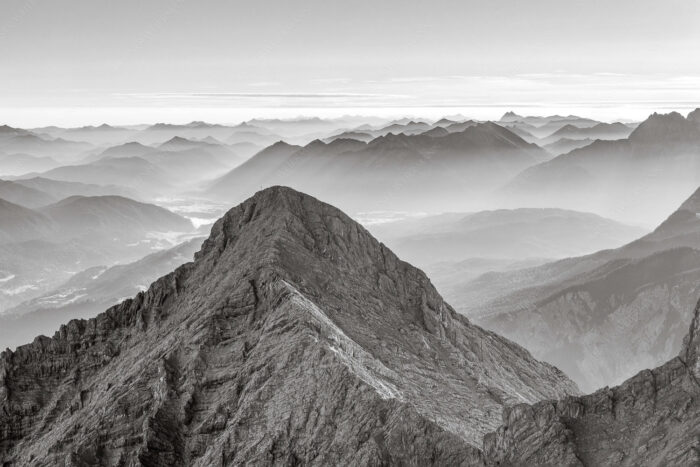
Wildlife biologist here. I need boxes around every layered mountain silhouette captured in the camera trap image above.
[12,177,138,202]
[369,208,645,266]
[206,141,302,200]
[0,198,56,243]
[540,121,632,144]
[0,195,194,312]
[206,123,545,212]
[542,137,594,156]
[0,133,93,161]
[38,195,192,238]
[95,141,153,159]
[44,124,136,146]
[0,187,578,465]
[447,185,700,391]
[39,156,174,198]
[134,121,269,146]
[0,179,56,208]
[501,109,700,225]
[498,113,601,138]
[0,238,204,351]
[0,152,59,175]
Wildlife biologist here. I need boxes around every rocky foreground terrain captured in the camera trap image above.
[484,300,700,466]
[1,186,698,466]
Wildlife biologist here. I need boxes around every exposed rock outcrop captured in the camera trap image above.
[482,300,700,466]
[0,186,577,466]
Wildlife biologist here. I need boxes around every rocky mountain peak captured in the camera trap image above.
[161,136,192,146]
[500,111,522,122]
[687,107,700,124]
[0,186,578,465]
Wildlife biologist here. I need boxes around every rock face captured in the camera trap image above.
[482,300,700,466]
[0,186,577,466]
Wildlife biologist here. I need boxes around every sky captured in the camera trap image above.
[1,0,699,126]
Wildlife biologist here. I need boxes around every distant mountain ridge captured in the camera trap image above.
[0,194,194,312]
[500,108,700,226]
[0,238,205,351]
[39,195,192,236]
[369,208,646,266]
[446,184,700,391]
[206,122,546,213]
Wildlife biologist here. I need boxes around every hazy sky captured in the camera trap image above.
[1,0,699,126]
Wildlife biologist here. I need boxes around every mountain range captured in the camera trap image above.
[0,194,194,312]
[369,208,646,266]
[205,122,546,213]
[444,185,700,392]
[501,109,700,226]
[0,238,204,351]
[539,122,633,144]
[1,187,698,465]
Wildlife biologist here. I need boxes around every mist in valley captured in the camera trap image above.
[3,1,700,464]
[3,109,700,393]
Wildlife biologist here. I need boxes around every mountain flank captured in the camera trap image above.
[483,298,700,465]
[0,186,577,465]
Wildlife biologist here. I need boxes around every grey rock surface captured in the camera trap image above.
[0,186,577,466]
[483,299,700,466]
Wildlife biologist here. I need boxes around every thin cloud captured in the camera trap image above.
[114,92,411,99]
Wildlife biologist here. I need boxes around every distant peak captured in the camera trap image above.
[268,140,293,149]
[187,120,212,128]
[435,118,456,125]
[500,111,522,122]
[304,139,327,149]
[629,110,700,142]
[161,136,192,146]
[0,124,23,133]
[149,122,172,129]
[688,108,700,123]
